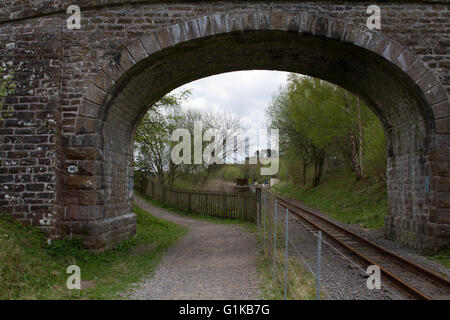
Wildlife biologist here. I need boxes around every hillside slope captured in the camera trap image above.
[272,169,387,229]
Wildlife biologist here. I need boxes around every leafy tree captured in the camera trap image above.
[266,85,313,185]
[363,119,387,185]
[220,165,241,182]
[267,74,386,187]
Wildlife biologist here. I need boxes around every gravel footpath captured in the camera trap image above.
[124,196,262,300]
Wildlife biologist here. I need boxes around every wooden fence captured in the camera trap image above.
[144,181,259,222]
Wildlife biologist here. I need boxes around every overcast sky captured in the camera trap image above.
[172,70,290,158]
[173,70,289,131]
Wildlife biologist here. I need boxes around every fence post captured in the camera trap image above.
[151,180,154,199]
[284,207,289,300]
[273,199,278,283]
[188,193,191,214]
[257,188,261,229]
[222,194,225,217]
[244,195,247,220]
[316,230,322,300]
[263,193,266,251]
[224,194,227,218]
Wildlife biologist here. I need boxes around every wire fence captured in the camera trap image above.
[258,190,404,300]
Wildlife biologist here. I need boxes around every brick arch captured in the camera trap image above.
[65,11,449,251]
[82,12,447,130]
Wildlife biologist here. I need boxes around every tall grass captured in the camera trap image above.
[257,248,316,300]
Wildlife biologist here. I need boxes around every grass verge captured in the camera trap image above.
[426,249,450,269]
[257,248,316,300]
[0,203,187,300]
[271,169,387,229]
[136,192,257,233]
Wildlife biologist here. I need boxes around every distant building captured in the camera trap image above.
[245,149,278,165]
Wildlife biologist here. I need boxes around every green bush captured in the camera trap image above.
[47,238,84,258]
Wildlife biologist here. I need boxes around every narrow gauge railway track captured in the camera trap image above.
[261,189,450,300]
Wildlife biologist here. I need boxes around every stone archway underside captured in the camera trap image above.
[72,21,447,251]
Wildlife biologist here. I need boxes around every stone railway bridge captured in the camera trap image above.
[0,1,448,251]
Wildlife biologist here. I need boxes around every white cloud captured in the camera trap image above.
[172,70,289,130]
[170,70,289,158]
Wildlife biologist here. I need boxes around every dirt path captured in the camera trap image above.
[127,196,262,300]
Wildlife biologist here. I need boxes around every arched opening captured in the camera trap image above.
[65,13,447,251]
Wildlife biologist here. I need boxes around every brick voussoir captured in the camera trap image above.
[84,84,106,106]
[155,27,175,49]
[169,23,187,45]
[125,39,148,63]
[425,84,448,107]
[227,12,243,33]
[435,117,450,134]
[93,70,115,93]
[431,100,450,119]
[139,33,161,56]
[117,48,136,73]
[197,15,215,36]
[212,13,229,34]
[382,39,403,63]
[102,59,125,82]
[395,49,416,72]
[183,19,201,40]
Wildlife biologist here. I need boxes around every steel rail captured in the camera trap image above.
[260,188,450,300]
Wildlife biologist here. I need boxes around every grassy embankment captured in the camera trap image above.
[426,251,450,269]
[271,169,450,269]
[272,169,387,230]
[0,203,187,300]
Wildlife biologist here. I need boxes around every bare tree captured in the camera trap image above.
[202,110,245,163]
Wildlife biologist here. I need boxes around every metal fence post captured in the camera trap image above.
[273,199,278,283]
[284,207,289,300]
[257,188,261,230]
[316,230,322,300]
[263,194,266,251]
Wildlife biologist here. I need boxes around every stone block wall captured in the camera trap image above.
[0,1,448,251]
